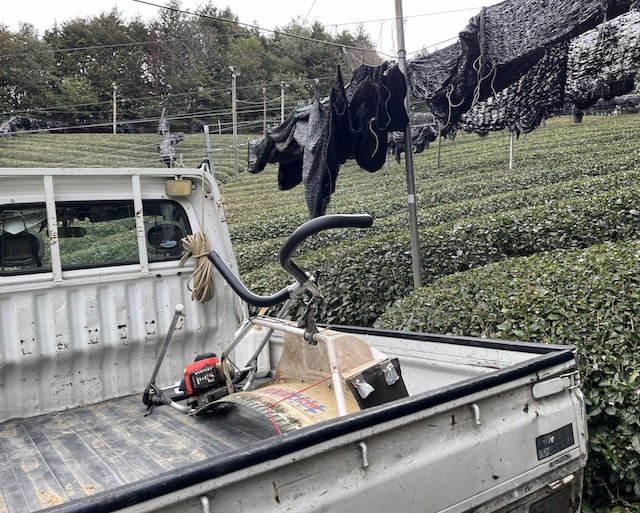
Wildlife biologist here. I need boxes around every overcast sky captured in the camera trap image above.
[0,0,500,58]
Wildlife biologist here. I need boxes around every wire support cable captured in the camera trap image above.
[132,0,395,58]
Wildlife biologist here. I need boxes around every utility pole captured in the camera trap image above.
[112,82,117,134]
[263,87,267,135]
[395,0,423,288]
[280,82,288,122]
[230,66,238,181]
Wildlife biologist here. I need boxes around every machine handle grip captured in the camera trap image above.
[279,214,373,286]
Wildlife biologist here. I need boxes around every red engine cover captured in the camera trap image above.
[184,357,219,396]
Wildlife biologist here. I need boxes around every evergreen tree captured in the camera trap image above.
[0,23,54,117]
[44,9,150,126]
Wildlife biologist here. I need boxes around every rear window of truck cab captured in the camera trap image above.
[0,200,191,275]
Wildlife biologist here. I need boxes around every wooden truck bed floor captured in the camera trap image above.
[0,393,280,512]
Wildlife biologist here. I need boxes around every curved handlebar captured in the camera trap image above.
[207,250,291,307]
[279,214,373,286]
[207,214,373,307]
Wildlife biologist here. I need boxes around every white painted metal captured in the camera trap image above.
[471,403,481,425]
[115,367,587,513]
[0,167,587,513]
[359,441,369,468]
[322,333,349,416]
[266,331,576,397]
[532,375,573,399]
[43,175,62,281]
[0,169,243,423]
[199,496,210,513]
[252,318,350,414]
[132,173,149,273]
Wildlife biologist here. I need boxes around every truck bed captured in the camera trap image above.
[0,393,279,512]
[0,329,586,513]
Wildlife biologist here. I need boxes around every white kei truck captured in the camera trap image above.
[0,168,586,513]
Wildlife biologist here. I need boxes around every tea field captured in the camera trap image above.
[2,114,640,511]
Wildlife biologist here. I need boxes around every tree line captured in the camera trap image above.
[0,0,382,132]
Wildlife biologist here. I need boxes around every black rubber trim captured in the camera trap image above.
[42,335,575,513]
[207,250,290,307]
[279,214,373,285]
[327,325,573,355]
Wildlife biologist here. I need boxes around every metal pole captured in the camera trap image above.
[323,335,348,416]
[143,304,185,399]
[112,82,117,134]
[263,87,267,135]
[204,124,215,178]
[280,82,286,122]
[250,317,349,416]
[437,124,442,170]
[509,131,514,170]
[230,66,238,181]
[395,0,422,288]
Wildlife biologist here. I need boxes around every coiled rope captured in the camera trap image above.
[178,164,215,303]
[179,231,215,303]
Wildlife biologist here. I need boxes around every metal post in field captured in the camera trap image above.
[204,125,215,179]
[509,131,514,170]
[112,82,117,134]
[437,124,442,170]
[263,87,267,136]
[280,82,288,122]
[230,66,238,181]
[395,0,423,288]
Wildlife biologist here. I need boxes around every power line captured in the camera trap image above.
[303,0,318,25]
[407,36,459,56]
[1,75,336,117]
[0,32,248,59]
[325,7,484,28]
[131,0,393,58]
[1,99,309,135]
[0,6,478,60]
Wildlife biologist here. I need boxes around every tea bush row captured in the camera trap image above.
[241,185,640,327]
[374,241,640,510]
[227,143,640,244]
[234,169,640,273]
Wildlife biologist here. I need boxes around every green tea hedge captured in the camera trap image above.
[375,241,640,510]
[243,185,640,327]
[234,169,640,274]
[227,147,637,246]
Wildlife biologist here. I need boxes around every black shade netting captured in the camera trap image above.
[407,0,631,128]
[247,63,409,218]
[458,41,569,136]
[566,9,640,111]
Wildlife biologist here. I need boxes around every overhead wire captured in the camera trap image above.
[131,0,397,59]
[0,4,483,139]
[1,75,335,117]
[302,0,318,25]
[1,5,483,61]
[325,7,485,28]
[0,32,249,59]
[1,98,308,136]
